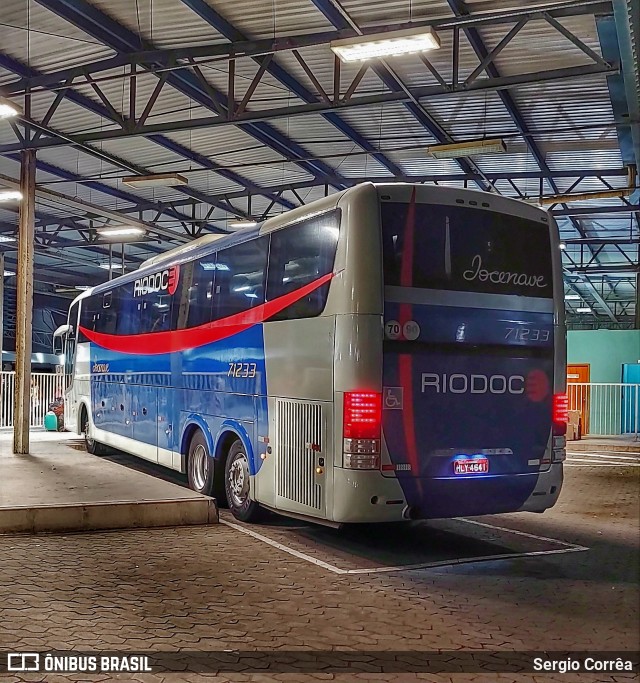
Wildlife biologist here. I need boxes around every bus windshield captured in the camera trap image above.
[381,202,553,298]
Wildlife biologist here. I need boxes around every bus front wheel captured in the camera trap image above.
[225,440,263,523]
[82,408,110,456]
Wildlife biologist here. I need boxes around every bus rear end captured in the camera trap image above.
[378,185,566,520]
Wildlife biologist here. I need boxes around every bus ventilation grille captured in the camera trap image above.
[275,399,323,510]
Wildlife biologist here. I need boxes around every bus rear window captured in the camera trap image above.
[381,202,553,298]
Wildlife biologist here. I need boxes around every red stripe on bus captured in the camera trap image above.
[398,189,420,480]
[79,272,334,355]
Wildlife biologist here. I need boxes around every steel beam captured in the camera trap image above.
[34,0,342,187]
[180,0,403,177]
[0,64,614,150]
[0,54,295,214]
[13,149,35,454]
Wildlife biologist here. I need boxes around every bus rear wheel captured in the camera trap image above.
[187,431,225,502]
[225,440,263,523]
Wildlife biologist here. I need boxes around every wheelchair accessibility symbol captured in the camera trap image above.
[384,387,403,410]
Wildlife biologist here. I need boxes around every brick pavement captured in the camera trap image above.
[0,465,637,683]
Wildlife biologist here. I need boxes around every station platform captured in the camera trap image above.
[567,434,640,452]
[0,430,217,533]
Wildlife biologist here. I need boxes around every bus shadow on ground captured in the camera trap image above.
[76,444,584,574]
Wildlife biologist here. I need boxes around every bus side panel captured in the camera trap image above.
[261,317,335,516]
[180,325,266,477]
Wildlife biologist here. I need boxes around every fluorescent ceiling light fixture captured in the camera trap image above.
[0,190,23,202]
[0,235,16,243]
[331,26,440,62]
[75,285,91,291]
[228,220,258,229]
[97,226,145,238]
[122,173,188,188]
[98,263,123,270]
[564,294,580,300]
[576,307,592,313]
[559,242,567,250]
[427,138,507,159]
[3,270,15,276]
[0,101,20,118]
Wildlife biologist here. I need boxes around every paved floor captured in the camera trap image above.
[0,431,216,532]
[0,450,637,682]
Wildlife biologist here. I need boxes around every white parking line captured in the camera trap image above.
[221,516,588,575]
[567,452,640,460]
[566,458,640,466]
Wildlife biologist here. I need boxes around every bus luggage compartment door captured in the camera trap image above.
[273,398,328,518]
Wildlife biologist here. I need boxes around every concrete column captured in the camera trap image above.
[636,272,639,330]
[13,149,35,454]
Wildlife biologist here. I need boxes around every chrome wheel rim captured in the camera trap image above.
[228,452,250,508]
[191,443,209,491]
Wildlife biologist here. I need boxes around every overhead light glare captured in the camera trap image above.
[427,138,507,159]
[564,294,580,300]
[3,270,15,276]
[331,26,440,62]
[75,285,91,291]
[576,307,592,313]
[98,263,123,270]
[0,235,16,243]
[98,226,145,238]
[122,173,188,188]
[0,101,20,119]
[559,242,566,250]
[0,190,23,202]
[229,220,258,229]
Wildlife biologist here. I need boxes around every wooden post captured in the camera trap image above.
[13,149,35,454]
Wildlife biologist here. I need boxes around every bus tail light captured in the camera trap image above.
[552,393,568,435]
[343,391,381,469]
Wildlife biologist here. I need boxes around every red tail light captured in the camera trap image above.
[553,393,568,435]
[343,391,382,439]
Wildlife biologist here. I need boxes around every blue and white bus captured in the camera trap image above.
[54,183,567,524]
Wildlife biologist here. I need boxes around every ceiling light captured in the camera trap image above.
[0,101,20,119]
[3,270,15,276]
[576,307,592,313]
[228,220,258,229]
[98,226,145,238]
[122,173,188,188]
[0,235,16,243]
[564,294,580,300]
[0,190,23,202]
[559,242,566,250]
[98,263,123,270]
[331,26,440,62]
[427,138,507,159]
[75,285,91,291]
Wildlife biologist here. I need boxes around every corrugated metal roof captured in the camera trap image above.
[0,0,635,324]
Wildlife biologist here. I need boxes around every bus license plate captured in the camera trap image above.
[454,458,489,475]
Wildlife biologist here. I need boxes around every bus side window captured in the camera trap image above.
[214,237,268,320]
[266,210,340,320]
[186,260,215,328]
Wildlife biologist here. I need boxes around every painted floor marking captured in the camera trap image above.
[221,516,588,576]
[567,452,640,461]
[565,458,640,467]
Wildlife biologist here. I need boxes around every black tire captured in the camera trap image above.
[82,408,111,456]
[224,439,263,522]
[187,430,226,502]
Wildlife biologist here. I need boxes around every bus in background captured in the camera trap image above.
[54,183,567,525]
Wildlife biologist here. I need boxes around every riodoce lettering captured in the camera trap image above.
[463,254,546,289]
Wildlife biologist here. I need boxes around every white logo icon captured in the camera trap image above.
[384,387,403,410]
[8,653,40,672]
